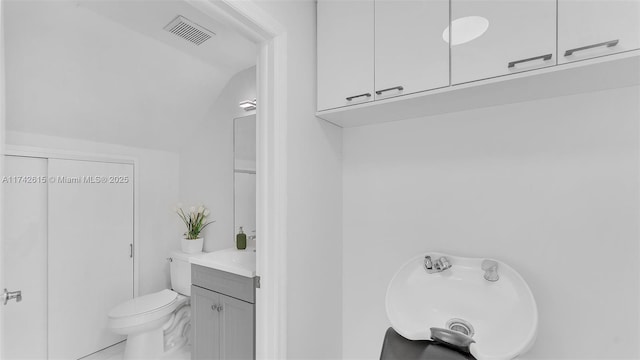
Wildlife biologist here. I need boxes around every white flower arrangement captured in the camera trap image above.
[175,204,214,240]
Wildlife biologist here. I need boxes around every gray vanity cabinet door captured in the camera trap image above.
[219,294,255,360]
[192,286,221,360]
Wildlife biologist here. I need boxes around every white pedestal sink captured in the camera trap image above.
[386,252,538,360]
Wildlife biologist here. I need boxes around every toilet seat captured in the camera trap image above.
[108,289,180,333]
[109,289,178,318]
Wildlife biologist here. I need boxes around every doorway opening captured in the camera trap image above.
[0,0,288,358]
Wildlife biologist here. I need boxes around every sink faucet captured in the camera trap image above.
[424,255,452,274]
[482,260,499,282]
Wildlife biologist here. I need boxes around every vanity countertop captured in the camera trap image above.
[189,247,256,278]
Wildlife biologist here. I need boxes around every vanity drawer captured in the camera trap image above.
[191,264,256,304]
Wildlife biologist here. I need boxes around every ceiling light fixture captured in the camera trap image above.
[442,16,490,46]
[239,99,257,111]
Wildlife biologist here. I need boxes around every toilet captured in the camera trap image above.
[108,251,193,359]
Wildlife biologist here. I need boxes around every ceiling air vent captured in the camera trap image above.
[163,16,215,46]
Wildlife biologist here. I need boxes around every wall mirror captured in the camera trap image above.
[234,114,256,245]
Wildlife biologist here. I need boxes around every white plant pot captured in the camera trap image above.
[181,238,203,254]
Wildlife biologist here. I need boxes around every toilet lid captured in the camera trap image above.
[108,289,178,318]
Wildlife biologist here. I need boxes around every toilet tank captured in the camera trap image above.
[170,251,192,296]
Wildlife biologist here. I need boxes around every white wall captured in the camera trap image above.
[5,131,181,296]
[3,0,236,152]
[252,1,345,358]
[179,66,256,252]
[342,86,640,359]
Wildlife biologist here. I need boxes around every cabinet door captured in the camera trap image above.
[558,0,640,64]
[375,0,449,100]
[451,0,556,84]
[219,294,255,360]
[192,286,221,360]
[317,0,374,111]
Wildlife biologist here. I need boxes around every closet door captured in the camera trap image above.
[374,0,449,100]
[2,156,48,359]
[48,159,134,359]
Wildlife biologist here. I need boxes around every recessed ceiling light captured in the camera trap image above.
[442,16,490,46]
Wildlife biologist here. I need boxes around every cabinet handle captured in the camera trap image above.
[375,86,404,95]
[564,39,619,57]
[508,54,553,69]
[211,304,223,312]
[345,93,372,101]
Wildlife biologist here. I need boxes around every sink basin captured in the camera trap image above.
[190,247,256,278]
[386,252,537,360]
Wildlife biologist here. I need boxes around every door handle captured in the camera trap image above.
[375,86,404,96]
[345,93,372,101]
[2,288,22,305]
[564,39,619,57]
[508,54,553,68]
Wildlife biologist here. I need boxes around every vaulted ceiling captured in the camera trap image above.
[4,0,257,151]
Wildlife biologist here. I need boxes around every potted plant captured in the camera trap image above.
[176,205,214,253]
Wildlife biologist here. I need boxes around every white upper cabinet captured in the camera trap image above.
[317,0,374,111]
[374,0,450,100]
[558,0,640,64]
[316,0,640,124]
[451,0,557,85]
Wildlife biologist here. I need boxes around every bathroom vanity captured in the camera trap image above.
[190,248,257,360]
[189,111,259,359]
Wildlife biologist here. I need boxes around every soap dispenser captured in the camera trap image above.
[236,227,247,250]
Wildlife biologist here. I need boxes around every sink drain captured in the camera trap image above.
[446,318,475,338]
